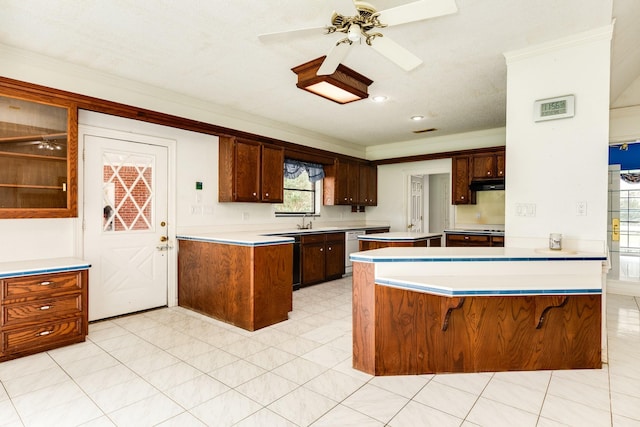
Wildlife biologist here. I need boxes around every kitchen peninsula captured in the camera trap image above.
[351,247,606,376]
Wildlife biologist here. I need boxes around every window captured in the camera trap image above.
[275,159,324,215]
[275,170,319,215]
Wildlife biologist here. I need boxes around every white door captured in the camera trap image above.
[409,175,423,232]
[84,135,169,321]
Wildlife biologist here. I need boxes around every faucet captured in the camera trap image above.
[297,215,312,229]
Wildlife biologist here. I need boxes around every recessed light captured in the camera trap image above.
[371,95,388,103]
[410,115,425,121]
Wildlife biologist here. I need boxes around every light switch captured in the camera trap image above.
[576,201,587,216]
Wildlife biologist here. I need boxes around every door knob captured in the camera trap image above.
[160,236,168,242]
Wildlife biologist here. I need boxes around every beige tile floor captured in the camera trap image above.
[1,276,639,426]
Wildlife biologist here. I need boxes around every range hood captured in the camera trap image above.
[469,179,505,191]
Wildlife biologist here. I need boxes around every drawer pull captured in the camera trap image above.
[39,281,53,286]
[464,236,470,240]
[40,305,52,310]
[38,330,53,336]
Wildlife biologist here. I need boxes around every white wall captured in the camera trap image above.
[0,218,77,262]
[504,26,613,251]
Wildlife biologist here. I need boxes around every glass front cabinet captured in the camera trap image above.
[0,92,77,218]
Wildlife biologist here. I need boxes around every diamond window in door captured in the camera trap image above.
[102,151,154,232]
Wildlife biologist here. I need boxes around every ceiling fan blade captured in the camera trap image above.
[377,0,458,27]
[370,36,422,71]
[258,25,332,43]
[317,42,351,75]
[327,0,358,17]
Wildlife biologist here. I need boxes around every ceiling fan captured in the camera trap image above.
[259,0,458,75]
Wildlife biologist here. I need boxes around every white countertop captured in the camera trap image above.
[177,232,294,246]
[350,246,606,262]
[0,257,91,279]
[358,232,442,241]
[177,225,389,246]
[376,274,602,297]
[349,246,606,297]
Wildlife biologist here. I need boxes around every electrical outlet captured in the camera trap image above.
[242,212,250,221]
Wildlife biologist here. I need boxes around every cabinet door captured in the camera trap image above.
[496,152,505,178]
[366,165,377,205]
[358,164,377,206]
[333,159,350,205]
[346,161,359,205]
[452,156,472,204]
[0,93,78,218]
[472,154,496,179]
[325,240,345,280]
[301,243,325,285]
[234,139,261,202]
[261,144,284,202]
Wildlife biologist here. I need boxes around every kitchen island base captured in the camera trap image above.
[352,261,602,376]
[178,239,292,331]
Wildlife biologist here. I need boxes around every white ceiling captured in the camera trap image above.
[1,0,638,148]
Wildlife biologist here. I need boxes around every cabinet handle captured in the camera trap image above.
[487,171,491,175]
[252,192,257,196]
[328,246,332,251]
[38,330,53,336]
[460,196,465,200]
[265,193,269,197]
[39,281,53,286]
[320,248,324,252]
[40,305,52,310]
[464,236,470,240]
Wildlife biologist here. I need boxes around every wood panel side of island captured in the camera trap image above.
[351,260,602,375]
[352,261,376,374]
[178,239,292,331]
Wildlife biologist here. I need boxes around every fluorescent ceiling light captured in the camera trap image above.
[291,57,373,105]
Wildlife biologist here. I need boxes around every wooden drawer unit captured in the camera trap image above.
[0,268,88,362]
[446,233,491,247]
[3,272,82,300]
[3,294,83,327]
[2,317,83,355]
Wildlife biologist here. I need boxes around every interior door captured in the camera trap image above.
[409,175,424,232]
[84,135,169,321]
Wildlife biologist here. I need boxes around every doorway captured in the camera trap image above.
[82,130,170,321]
[408,173,451,233]
[608,163,640,293]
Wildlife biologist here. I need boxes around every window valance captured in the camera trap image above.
[283,159,325,183]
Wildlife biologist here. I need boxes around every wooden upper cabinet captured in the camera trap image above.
[452,155,473,205]
[260,144,284,202]
[358,163,377,206]
[0,92,78,218]
[219,136,284,203]
[471,151,505,180]
[324,159,377,206]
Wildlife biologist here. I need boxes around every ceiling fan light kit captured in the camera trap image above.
[291,56,373,104]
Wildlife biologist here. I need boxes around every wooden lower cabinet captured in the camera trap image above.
[446,233,503,247]
[352,262,601,375]
[178,239,292,331]
[360,236,441,251]
[301,232,345,286]
[0,270,88,362]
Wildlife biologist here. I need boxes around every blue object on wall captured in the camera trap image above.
[609,143,640,170]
